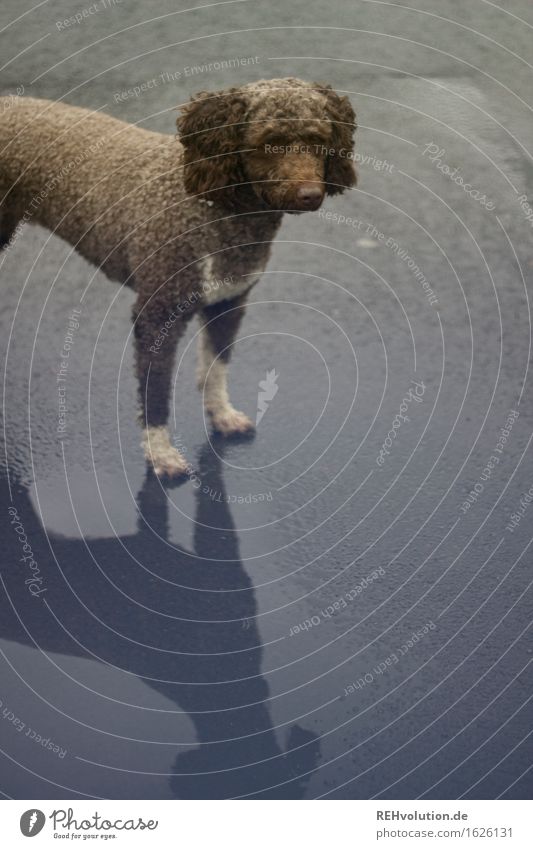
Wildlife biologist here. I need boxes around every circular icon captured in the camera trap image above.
[20,810,46,837]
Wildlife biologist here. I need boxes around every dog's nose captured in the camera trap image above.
[295,183,324,210]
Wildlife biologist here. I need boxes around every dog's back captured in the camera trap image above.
[0,97,180,282]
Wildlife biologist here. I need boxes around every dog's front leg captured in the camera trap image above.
[133,296,193,478]
[197,294,255,436]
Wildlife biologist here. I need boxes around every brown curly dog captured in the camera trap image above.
[0,78,356,477]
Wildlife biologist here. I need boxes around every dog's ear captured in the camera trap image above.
[313,83,357,195]
[176,88,248,202]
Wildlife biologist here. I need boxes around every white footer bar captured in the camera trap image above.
[2,799,530,847]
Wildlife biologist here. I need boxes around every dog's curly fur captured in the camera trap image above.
[0,78,356,477]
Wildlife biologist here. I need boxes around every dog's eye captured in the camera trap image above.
[308,137,328,150]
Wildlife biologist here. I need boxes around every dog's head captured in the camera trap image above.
[176,78,357,211]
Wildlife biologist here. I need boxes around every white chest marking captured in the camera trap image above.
[199,255,263,305]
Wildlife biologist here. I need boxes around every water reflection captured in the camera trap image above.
[1,443,320,798]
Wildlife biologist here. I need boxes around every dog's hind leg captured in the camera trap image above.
[132,295,193,478]
[197,294,255,436]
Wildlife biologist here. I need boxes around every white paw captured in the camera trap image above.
[142,426,190,479]
[152,448,190,479]
[210,407,255,437]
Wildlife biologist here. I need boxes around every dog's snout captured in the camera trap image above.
[295,183,325,210]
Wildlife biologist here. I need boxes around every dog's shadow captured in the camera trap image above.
[1,443,320,799]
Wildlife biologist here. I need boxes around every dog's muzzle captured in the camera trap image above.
[293,182,325,211]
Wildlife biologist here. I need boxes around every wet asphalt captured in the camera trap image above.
[0,0,532,799]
